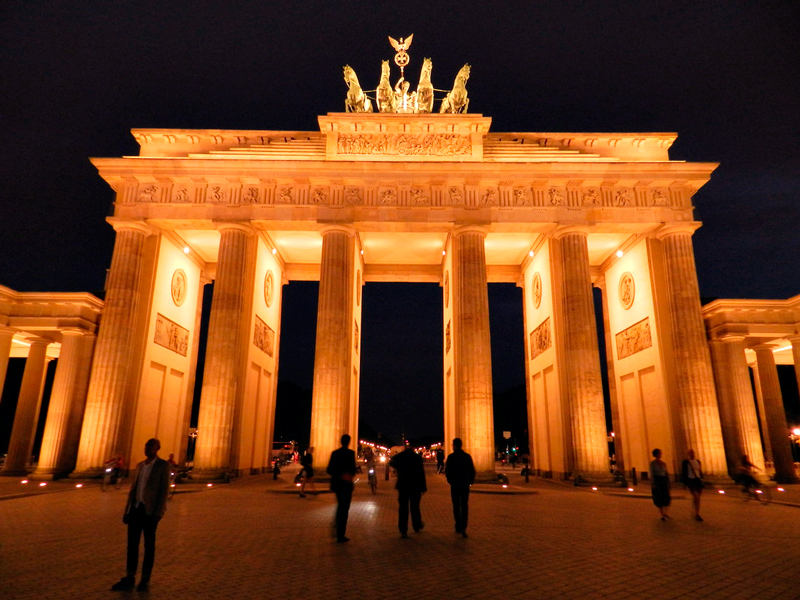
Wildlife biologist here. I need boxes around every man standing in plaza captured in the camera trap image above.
[112,438,171,592]
[389,444,427,538]
[445,437,475,538]
[326,434,357,543]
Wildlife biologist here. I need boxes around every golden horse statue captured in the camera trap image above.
[376,60,396,113]
[439,64,470,114]
[343,65,373,113]
[415,58,434,113]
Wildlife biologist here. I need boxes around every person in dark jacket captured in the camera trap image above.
[445,437,476,538]
[389,445,427,537]
[326,434,357,543]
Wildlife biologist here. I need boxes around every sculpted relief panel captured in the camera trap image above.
[253,315,275,357]
[615,317,652,360]
[530,317,551,360]
[154,313,189,357]
[337,133,471,156]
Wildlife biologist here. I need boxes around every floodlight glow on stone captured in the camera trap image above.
[183,246,190,254]
[272,248,277,255]
[616,250,624,257]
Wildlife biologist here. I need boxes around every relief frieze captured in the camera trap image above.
[337,133,471,156]
[253,315,275,357]
[615,317,652,360]
[154,313,189,357]
[530,317,551,360]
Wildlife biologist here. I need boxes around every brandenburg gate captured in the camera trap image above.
[9,46,796,485]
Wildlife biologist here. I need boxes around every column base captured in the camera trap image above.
[572,472,619,487]
[30,470,71,481]
[774,474,800,484]
[474,471,505,484]
[190,469,233,483]
[0,468,31,478]
[69,468,105,480]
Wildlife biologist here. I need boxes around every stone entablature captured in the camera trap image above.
[0,286,102,339]
[703,296,800,344]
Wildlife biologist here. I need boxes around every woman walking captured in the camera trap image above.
[649,448,671,520]
[681,449,705,521]
[299,447,316,497]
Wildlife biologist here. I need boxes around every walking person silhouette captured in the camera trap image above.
[389,443,427,538]
[445,438,475,538]
[326,434,357,543]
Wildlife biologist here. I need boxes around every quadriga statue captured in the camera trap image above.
[439,63,470,114]
[343,65,373,113]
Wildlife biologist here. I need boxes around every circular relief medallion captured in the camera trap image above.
[357,270,362,306]
[532,272,542,308]
[264,270,274,307]
[619,272,635,310]
[444,271,450,308]
[170,269,187,307]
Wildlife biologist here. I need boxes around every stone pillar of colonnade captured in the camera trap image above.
[309,226,357,470]
[0,326,15,404]
[656,225,727,479]
[73,221,151,477]
[752,344,799,483]
[450,226,495,476]
[595,279,625,475]
[790,336,800,413]
[194,223,255,479]
[0,338,50,476]
[708,335,765,474]
[33,330,96,479]
[749,363,773,463]
[553,227,613,482]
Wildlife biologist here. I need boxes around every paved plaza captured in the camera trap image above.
[2,465,800,600]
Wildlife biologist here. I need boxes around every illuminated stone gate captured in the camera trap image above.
[50,106,741,483]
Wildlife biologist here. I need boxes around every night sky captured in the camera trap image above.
[2,2,798,444]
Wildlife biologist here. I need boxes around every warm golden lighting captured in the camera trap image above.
[39,482,47,487]
[616,250,624,258]
[20,480,28,484]
[75,484,83,488]
[183,246,190,254]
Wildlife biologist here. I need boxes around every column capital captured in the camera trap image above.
[452,224,488,237]
[786,335,800,345]
[0,325,16,338]
[59,328,87,339]
[213,221,255,235]
[25,336,51,348]
[106,218,153,235]
[319,224,356,237]
[712,333,748,344]
[553,224,591,238]
[752,343,779,354]
[655,222,702,240]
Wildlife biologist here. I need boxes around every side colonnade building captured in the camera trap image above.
[2,111,797,484]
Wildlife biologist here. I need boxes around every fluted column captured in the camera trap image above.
[451,226,495,475]
[708,335,765,474]
[0,326,15,406]
[1,338,49,475]
[596,279,624,474]
[34,330,93,478]
[790,336,800,409]
[309,226,355,467]
[657,226,727,477]
[73,221,150,476]
[753,344,799,483]
[555,228,611,480]
[750,362,773,462]
[194,223,254,477]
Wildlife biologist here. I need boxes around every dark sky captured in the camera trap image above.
[2,2,798,441]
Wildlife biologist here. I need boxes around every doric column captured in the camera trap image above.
[0,326,15,406]
[194,223,254,477]
[554,227,611,480]
[789,336,800,408]
[34,330,93,478]
[1,337,49,475]
[749,362,773,462]
[657,225,727,477]
[451,226,495,475]
[309,226,356,467]
[595,279,624,474]
[708,335,765,473]
[753,344,799,483]
[73,221,151,476]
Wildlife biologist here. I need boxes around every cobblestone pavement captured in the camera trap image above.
[2,466,800,599]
